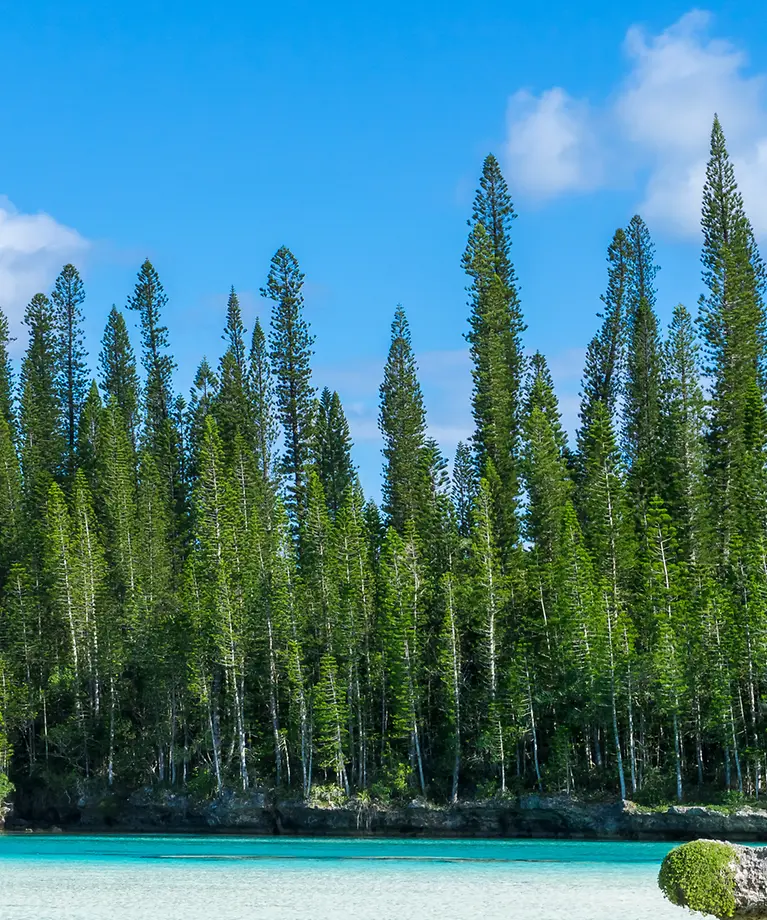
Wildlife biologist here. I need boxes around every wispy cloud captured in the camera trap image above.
[0,196,88,349]
[506,89,603,198]
[504,10,767,237]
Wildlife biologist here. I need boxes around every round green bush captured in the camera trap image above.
[658,840,739,918]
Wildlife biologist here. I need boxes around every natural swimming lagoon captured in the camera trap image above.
[0,835,683,919]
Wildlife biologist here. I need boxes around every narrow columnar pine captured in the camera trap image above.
[51,264,88,479]
[0,307,14,427]
[249,316,278,486]
[312,388,354,517]
[262,247,315,521]
[451,441,477,539]
[699,115,767,558]
[76,381,103,487]
[19,294,64,556]
[661,304,706,564]
[525,352,567,454]
[127,260,175,437]
[578,229,630,453]
[99,307,140,443]
[464,153,517,289]
[0,414,22,580]
[127,260,186,553]
[215,287,253,454]
[187,358,218,474]
[379,307,431,534]
[697,116,767,785]
[623,216,663,508]
[463,156,526,557]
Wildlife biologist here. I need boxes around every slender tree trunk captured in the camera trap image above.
[730,705,743,794]
[673,712,683,802]
[108,675,116,787]
[209,670,223,794]
[526,668,542,793]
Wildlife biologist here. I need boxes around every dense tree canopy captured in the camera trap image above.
[1,116,767,808]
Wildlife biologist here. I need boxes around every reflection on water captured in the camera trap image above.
[0,836,683,920]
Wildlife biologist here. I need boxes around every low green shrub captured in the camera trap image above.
[658,840,739,918]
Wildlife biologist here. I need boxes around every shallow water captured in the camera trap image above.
[0,834,685,919]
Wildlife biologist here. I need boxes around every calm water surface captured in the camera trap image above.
[0,834,684,919]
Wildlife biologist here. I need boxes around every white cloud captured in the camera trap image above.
[503,10,767,237]
[0,196,88,346]
[505,88,602,198]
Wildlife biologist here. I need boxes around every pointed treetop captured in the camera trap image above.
[263,246,315,518]
[193,357,218,398]
[312,387,354,517]
[526,352,567,454]
[127,258,175,433]
[464,153,517,291]
[223,286,246,371]
[379,305,430,531]
[579,227,630,438]
[99,306,140,441]
[700,114,764,297]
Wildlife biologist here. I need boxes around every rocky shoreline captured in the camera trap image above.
[6,790,767,840]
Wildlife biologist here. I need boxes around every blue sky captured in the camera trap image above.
[1,1,767,498]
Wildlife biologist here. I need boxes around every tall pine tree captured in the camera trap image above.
[262,247,315,519]
[312,388,354,517]
[99,307,140,443]
[463,155,526,555]
[51,264,88,479]
[379,307,430,533]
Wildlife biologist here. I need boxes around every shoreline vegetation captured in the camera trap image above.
[2,114,767,830]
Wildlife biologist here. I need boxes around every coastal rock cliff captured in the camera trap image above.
[8,791,767,840]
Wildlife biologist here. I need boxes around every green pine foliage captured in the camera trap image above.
[463,157,526,556]
[99,307,140,444]
[248,316,278,486]
[19,293,64,559]
[215,287,253,456]
[127,259,175,440]
[52,264,88,479]
[0,307,15,427]
[623,215,663,506]
[262,247,315,520]
[379,306,431,534]
[312,388,354,517]
[3,116,767,809]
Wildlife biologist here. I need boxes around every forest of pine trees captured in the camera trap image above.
[1,115,766,808]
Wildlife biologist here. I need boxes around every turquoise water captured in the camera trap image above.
[0,835,684,919]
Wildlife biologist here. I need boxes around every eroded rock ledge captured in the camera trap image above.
[7,791,767,840]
